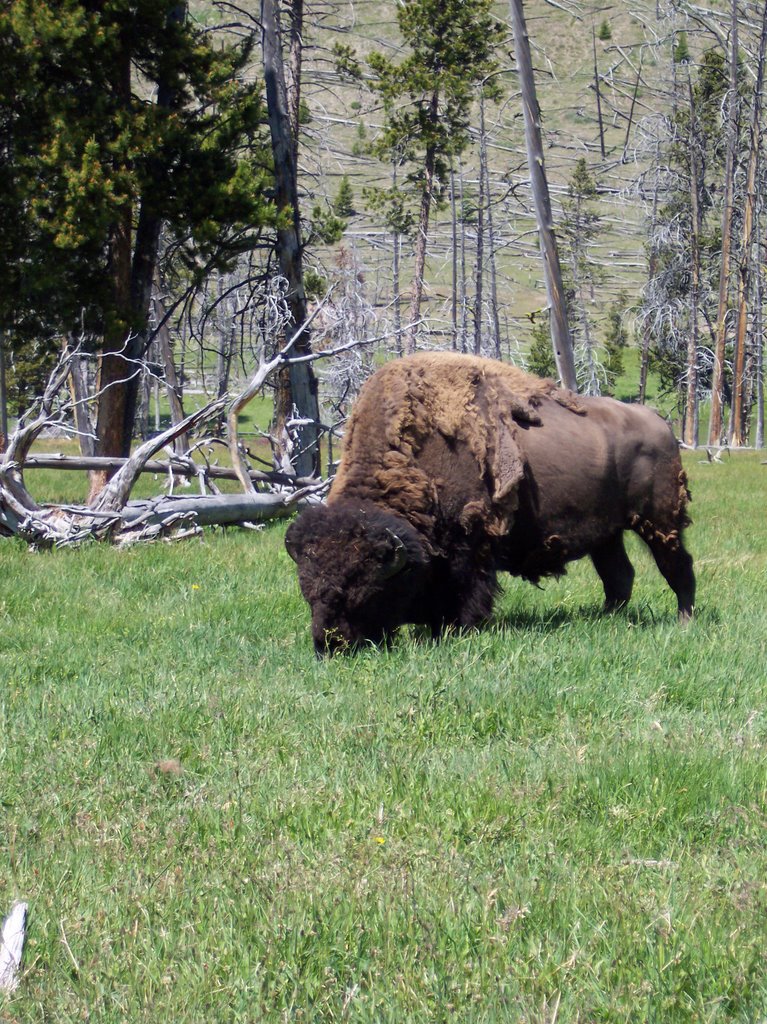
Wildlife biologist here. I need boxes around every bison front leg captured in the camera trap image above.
[590,533,635,613]
[646,537,695,623]
[429,559,499,637]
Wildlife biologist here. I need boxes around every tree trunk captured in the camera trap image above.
[593,27,606,160]
[458,159,469,353]
[708,0,739,446]
[0,334,8,454]
[479,96,502,360]
[153,288,188,453]
[757,209,765,449]
[262,0,320,476]
[474,98,486,357]
[730,2,767,447]
[286,0,303,169]
[450,163,458,350]
[639,151,661,404]
[68,342,96,458]
[89,6,186,499]
[404,89,440,354]
[392,162,403,357]
[684,72,701,448]
[622,60,642,163]
[509,0,577,390]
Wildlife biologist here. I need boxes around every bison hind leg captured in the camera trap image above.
[591,533,635,613]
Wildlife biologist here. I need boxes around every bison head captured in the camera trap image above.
[285,503,431,654]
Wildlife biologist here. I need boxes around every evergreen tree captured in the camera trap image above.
[334,175,355,218]
[603,292,630,395]
[0,1,275,481]
[366,0,503,352]
[561,158,604,394]
[527,313,557,379]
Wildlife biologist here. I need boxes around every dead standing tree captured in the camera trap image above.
[730,1,767,447]
[261,0,321,476]
[509,0,578,391]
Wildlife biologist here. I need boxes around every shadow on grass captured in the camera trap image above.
[496,601,720,632]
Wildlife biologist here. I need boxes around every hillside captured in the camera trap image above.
[295,0,729,363]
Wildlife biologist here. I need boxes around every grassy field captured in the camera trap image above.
[1,451,767,1022]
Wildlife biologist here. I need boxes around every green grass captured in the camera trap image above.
[2,452,767,1022]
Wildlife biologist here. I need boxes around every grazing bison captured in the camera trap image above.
[286,353,695,654]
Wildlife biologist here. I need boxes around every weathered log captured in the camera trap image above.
[22,454,313,488]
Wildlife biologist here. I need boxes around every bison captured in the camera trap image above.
[286,353,695,654]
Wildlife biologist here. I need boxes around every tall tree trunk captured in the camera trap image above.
[262,0,320,476]
[153,286,188,453]
[622,59,642,163]
[458,159,469,353]
[474,98,486,357]
[592,27,606,160]
[730,2,767,447]
[89,5,186,500]
[286,0,303,169]
[757,206,765,450]
[392,162,403,357]
[639,149,661,404]
[450,163,458,350]
[684,72,701,448]
[509,0,577,390]
[68,341,96,458]
[0,333,8,454]
[482,102,502,359]
[404,90,439,354]
[708,0,739,446]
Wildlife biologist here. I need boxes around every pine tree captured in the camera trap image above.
[0,1,276,486]
[334,175,355,218]
[561,158,604,395]
[366,0,503,352]
[603,293,630,395]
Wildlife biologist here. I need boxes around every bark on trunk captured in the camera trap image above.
[404,89,440,355]
[509,0,577,390]
[639,152,661,404]
[474,98,486,357]
[392,162,403,357]
[684,72,701,448]
[730,4,767,446]
[593,28,606,160]
[89,7,186,498]
[68,342,96,458]
[0,335,8,454]
[450,164,458,350]
[708,0,739,446]
[153,288,188,453]
[262,0,320,476]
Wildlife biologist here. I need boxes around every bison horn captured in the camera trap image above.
[378,529,409,580]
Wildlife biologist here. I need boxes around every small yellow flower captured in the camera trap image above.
[374,836,385,845]
[191,584,200,590]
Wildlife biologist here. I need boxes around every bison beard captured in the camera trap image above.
[286,353,695,654]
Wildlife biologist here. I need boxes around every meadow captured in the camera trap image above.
[1,450,767,1022]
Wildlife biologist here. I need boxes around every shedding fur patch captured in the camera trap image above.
[331,353,582,534]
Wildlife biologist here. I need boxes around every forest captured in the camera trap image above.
[1,0,766,543]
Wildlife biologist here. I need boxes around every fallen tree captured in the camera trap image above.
[0,339,327,548]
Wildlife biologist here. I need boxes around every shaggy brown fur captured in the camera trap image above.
[286,353,695,653]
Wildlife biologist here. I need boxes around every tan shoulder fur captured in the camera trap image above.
[330,353,581,528]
